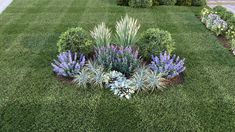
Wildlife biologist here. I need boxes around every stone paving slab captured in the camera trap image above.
[0,0,13,14]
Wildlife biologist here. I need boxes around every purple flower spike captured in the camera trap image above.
[51,50,86,77]
[149,51,186,79]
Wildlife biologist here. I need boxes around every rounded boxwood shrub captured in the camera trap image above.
[176,0,192,6]
[138,28,175,60]
[159,0,176,5]
[191,0,206,6]
[129,0,153,8]
[57,27,92,55]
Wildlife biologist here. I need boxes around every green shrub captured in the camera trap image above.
[117,0,129,6]
[213,6,233,20]
[129,0,153,8]
[138,28,175,60]
[227,16,235,26]
[176,0,192,6]
[213,6,227,13]
[231,39,235,50]
[191,0,206,6]
[152,0,160,5]
[222,11,234,21]
[159,0,176,5]
[57,27,93,55]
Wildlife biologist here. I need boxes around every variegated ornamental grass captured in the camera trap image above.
[115,14,140,47]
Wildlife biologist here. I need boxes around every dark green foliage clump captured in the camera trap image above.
[138,28,175,60]
[191,0,207,6]
[213,6,234,21]
[57,27,93,55]
[159,0,177,5]
[117,0,129,6]
[129,0,153,8]
[176,0,192,6]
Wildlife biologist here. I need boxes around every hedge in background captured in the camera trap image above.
[129,0,153,8]
[159,0,176,5]
[213,6,234,21]
[176,0,192,6]
[191,0,206,6]
[117,0,129,6]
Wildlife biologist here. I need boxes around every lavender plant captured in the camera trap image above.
[90,22,112,47]
[149,51,186,79]
[95,45,140,76]
[51,51,85,77]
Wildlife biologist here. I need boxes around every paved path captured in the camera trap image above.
[0,0,12,14]
[208,0,235,13]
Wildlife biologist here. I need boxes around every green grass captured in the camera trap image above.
[0,0,235,131]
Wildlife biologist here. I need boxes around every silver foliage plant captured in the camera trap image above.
[74,60,107,88]
[74,64,166,99]
[130,66,165,93]
[115,14,141,47]
[91,22,112,47]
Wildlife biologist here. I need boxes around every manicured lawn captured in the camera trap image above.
[0,0,235,131]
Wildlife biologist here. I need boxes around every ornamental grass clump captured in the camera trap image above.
[150,51,186,79]
[95,45,140,76]
[51,51,85,77]
[91,22,112,47]
[115,15,140,47]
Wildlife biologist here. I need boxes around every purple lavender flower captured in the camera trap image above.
[51,50,85,77]
[95,45,139,76]
[150,51,186,79]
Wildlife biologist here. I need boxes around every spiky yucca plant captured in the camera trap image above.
[91,22,112,47]
[131,66,165,93]
[74,68,90,88]
[115,15,140,47]
[86,61,106,88]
